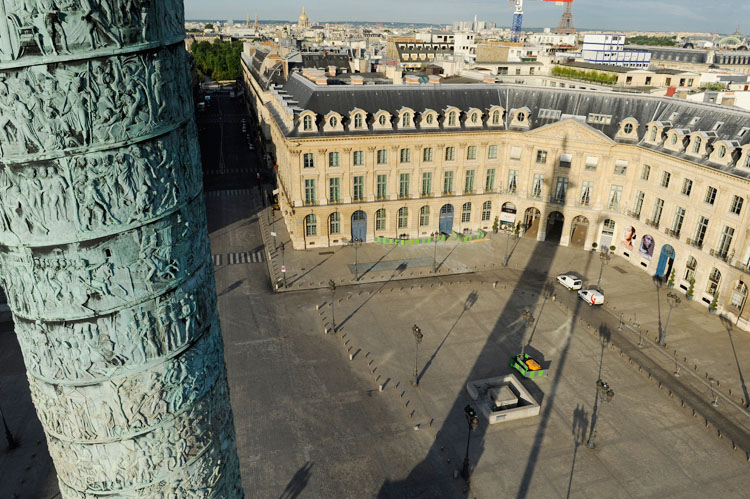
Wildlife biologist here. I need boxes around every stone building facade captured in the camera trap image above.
[0,1,243,496]
[243,63,750,328]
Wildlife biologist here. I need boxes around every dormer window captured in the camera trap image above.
[426,114,434,125]
[402,113,411,127]
[517,112,525,123]
[330,116,338,127]
[650,127,657,142]
[745,153,750,169]
[718,145,727,158]
[303,115,313,131]
[624,123,633,134]
[692,136,701,153]
[354,113,363,129]
[471,113,478,124]
[379,115,387,126]
[447,111,457,126]
[492,110,500,125]
[671,134,678,145]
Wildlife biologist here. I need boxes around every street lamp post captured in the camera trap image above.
[597,250,611,288]
[431,232,439,273]
[520,309,535,356]
[461,404,480,481]
[411,324,423,386]
[660,292,681,346]
[586,379,615,449]
[280,241,287,288]
[0,403,17,449]
[329,280,336,332]
[350,237,363,281]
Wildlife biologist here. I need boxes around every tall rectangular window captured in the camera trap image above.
[608,185,623,211]
[641,164,651,181]
[531,174,544,199]
[488,145,498,159]
[633,190,645,217]
[422,172,432,196]
[353,150,364,166]
[614,160,628,175]
[585,156,599,171]
[467,146,477,160]
[377,149,388,165]
[398,208,408,229]
[705,186,717,205]
[554,177,568,204]
[717,226,735,258]
[304,178,316,205]
[400,148,411,163]
[443,171,454,194]
[507,170,518,194]
[464,170,475,193]
[376,174,387,200]
[329,177,340,203]
[353,176,364,201]
[485,169,496,192]
[328,152,340,167]
[536,150,547,164]
[660,171,671,188]
[329,213,340,234]
[399,173,410,198]
[682,178,693,196]
[423,147,434,162]
[376,209,386,230]
[694,216,709,247]
[445,147,455,161]
[481,201,492,221]
[580,181,594,206]
[419,206,430,226]
[731,195,744,215]
[651,198,664,226]
[672,207,685,235]
[303,153,315,168]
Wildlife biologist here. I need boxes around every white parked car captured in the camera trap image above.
[556,274,583,291]
[578,289,604,306]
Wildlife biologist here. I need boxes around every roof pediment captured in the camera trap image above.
[526,119,615,145]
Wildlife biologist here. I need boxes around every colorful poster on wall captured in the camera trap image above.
[621,225,637,250]
[640,234,655,259]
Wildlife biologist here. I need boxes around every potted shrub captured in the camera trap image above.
[709,292,719,314]
[492,216,499,234]
[515,222,521,236]
[686,278,695,300]
[609,245,616,252]
[667,269,675,289]
[592,242,598,252]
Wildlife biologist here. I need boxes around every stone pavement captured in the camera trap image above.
[313,276,750,497]
[259,207,750,450]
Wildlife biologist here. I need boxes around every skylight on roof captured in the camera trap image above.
[738,127,750,138]
[668,112,679,121]
[689,117,700,126]
[538,109,562,120]
[712,121,724,131]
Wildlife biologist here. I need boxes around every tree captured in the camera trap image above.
[190,39,244,81]
[205,23,214,30]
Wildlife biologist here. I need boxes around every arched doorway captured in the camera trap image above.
[439,204,454,234]
[500,202,517,230]
[546,211,564,243]
[656,244,676,278]
[523,207,541,239]
[570,216,590,249]
[600,219,616,249]
[351,210,367,242]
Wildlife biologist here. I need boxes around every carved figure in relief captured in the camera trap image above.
[9,93,42,150]
[44,166,68,222]
[80,0,122,49]
[36,0,69,54]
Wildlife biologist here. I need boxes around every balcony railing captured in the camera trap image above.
[303,200,318,206]
[644,218,660,229]
[626,210,641,220]
[664,227,680,239]
[398,194,409,200]
[420,192,432,198]
[709,248,732,263]
[442,191,453,196]
[731,260,750,274]
[686,238,703,249]
[376,195,388,201]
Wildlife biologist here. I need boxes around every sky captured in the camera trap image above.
[184,0,746,34]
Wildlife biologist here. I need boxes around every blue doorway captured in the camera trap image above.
[439,204,454,234]
[351,210,366,242]
[656,244,675,278]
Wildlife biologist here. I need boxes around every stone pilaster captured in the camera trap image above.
[0,1,243,496]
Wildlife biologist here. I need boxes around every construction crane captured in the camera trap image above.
[509,0,573,43]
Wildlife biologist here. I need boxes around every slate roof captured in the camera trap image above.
[272,72,750,178]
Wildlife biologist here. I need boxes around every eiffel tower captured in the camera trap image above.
[554,2,576,35]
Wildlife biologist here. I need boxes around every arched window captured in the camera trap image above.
[481,201,492,221]
[447,111,457,126]
[707,267,721,295]
[718,145,727,158]
[402,113,411,127]
[461,202,472,223]
[671,133,678,145]
[329,212,340,234]
[303,115,313,130]
[692,136,702,153]
[624,123,634,134]
[426,113,434,125]
[305,214,317,236]
[354,113,363,129]
[375,209,386,230]
[419,206,430,226]
[517,112,526,123]
[398,207,408,228]
[471,113,479,124]
[492,110,500,125]
[650,126,657,142]
[745,153,750,169]
[684,256,697,282]
[378,114,387,126]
